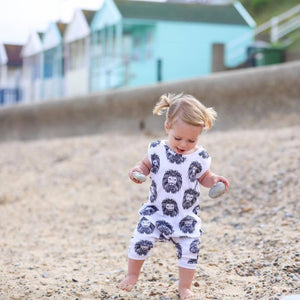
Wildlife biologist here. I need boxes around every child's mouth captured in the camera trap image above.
[176,147,185,154]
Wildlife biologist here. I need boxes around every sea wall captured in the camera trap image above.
[0,61,299,141]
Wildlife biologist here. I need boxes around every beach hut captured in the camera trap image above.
[0,43,23,105]
[63,9,96,97]
[42,22,67,100]
[90,0,123,91]
[115,0,256,87]
[21,32,44,102]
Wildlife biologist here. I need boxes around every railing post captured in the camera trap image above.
[271,17,279,43]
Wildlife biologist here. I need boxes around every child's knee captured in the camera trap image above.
[176,237,200,269]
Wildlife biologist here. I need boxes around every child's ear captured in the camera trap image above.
[164,121,170,133]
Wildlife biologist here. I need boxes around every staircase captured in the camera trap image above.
[225,4,300,66]
[255,4,300,44]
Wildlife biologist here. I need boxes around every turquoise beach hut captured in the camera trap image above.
[115,0,256,87]
[42,22,67,100]
[90,0,123,91]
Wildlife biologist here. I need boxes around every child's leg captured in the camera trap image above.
[172,237,200,299]
[178,267,196,299]
[118,218,157,291]
[118,258,144,291]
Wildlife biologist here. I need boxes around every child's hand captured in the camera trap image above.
[213,176,229,191]
[199,171,229,191]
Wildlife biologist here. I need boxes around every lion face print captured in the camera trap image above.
[162,170,182,193]
[162,199,179,217]
[199,150,209,159]
[135,240,154,256]
[190,239,200,254]
[149,180,157,202]
[182,189,200,209]
[137,217,155,234]
[188,258,198,265]
[188,161,202,182]
[140,205,159,216]
[179,216,197,234]
[175,242,182,259]
[150,140,161,148]
[193,205,200,215]
[164,145,186,164]
[151,153,160,174]
[156,220,174,237]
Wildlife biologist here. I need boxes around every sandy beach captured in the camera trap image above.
[0,125,299,299]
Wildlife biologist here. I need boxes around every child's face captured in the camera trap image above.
[165,119,203,155]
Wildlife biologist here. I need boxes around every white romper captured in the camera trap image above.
[128,140,211,269]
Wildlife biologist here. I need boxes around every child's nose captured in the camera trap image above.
[180,140,188,148]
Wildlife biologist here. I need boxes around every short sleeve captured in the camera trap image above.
[196,149,211,179]
[147,140,161,163]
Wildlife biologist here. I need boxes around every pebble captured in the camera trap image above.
[132,171,147,182]
[209,182,226,198]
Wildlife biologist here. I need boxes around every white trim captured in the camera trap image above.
[0,43,8,66]
[21,32,43,57]
[234,1,256,28]
[64,10,92,44]
[43,23,62,51]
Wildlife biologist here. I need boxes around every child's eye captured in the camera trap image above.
[174,137,181,141]
[189,140,195,143]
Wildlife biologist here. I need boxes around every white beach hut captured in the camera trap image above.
[63,9,96,97]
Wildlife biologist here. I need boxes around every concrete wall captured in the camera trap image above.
[0,61,299,141]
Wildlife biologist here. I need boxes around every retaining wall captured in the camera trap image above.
[0,61,299,141]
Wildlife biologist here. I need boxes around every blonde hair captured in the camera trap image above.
[153,93,217,130]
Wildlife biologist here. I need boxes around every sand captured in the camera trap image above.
[0,125,299,300]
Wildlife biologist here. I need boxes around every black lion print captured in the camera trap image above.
[199,150,209,159]
[140,205,159,216]
[188,161,202,182]
[149,180,157,202]
[156,220,174,237]
[175,242,182,259]
[151,153,160,174]
[135,240,154,256]
[182,189,200,209]
[162,199,179,217]
[164,145,186,164]
[137,217,155,234]
[190,239,200,254]
[162,170,182,193]
[193,205,200,215]
[188,258,198,264]
[179,216,197,234]
[150,140,160,148]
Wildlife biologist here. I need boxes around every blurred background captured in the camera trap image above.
[0,0,299,106]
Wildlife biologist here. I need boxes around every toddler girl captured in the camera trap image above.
[118,93,229,299]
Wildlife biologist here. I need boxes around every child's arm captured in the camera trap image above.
[129,156,151,184]
[199,170,229,190]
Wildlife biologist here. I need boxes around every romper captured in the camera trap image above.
[128,140,211,269]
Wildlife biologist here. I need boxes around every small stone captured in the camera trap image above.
[209,182,226,198]
[132,171,147,182]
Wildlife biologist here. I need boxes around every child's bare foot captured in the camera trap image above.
[117,275,138,291]
[179,287,195,299]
